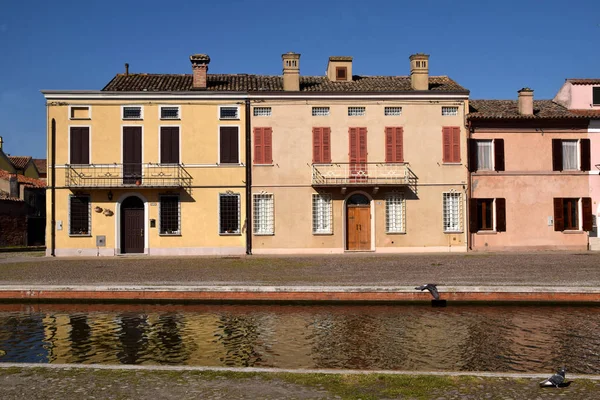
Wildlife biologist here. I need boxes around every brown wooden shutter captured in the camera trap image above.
[442,127,451,162]
[385,127,394,162]
[70,127,89,164]
[467,139,477,172]
[552,139,563,171]
[582,197,593,231]
[469,198,478,233]
[553,198,564,231]
[70,127,81,164]
[452,127,460,162]
[322,128,331,163]
[395,127,404,162]
[496,198,506,232]
[313,128,322,163]
[264,127,273,164]
[253,128,263,164]
[580,139,591,171]
[160,127,179,164]
[220,127,238,163]
[494,139,505,171]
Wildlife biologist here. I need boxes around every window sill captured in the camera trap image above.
[217,163,243,166]
[219,232,241,236]
[69,118,91,121]
[444,230,463,234]
[442,162,462,165]
[254,233,274,236]
[386,231,406,235]
[475,230,497,235]
[69,234,92,237]
[254,164,274,167]
[123,118,143,121]
[219,118,240,121]
[563,230,585,234]
[313,232,333,236]
[159,233,181,236]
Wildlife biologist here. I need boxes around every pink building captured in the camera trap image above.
[467,89,595,251]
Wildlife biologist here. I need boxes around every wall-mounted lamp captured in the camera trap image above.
[107,190,113,201]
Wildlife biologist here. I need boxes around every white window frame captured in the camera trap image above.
[159,105,181,120]
[348,106,366,117]
[442,106,459,116]
[385,193,406,233]
[158,194,181,235]
[312,193,333,234]
[253,193,274,235]
[384,107,402,116]
[219,193,241,235]
[68,105,91,120]
[68,194,91,237]
[475,140,494,171]
[122,105,144,120]
[443,192,462,233]
[253,107,272,117]
[219,105,240,120]
[312,107,330,116]
[561,139,580,171]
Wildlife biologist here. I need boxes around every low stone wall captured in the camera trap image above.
[0,200,27,247]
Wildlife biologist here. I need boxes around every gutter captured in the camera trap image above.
[245,99,252,255]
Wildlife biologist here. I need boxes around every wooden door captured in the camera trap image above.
[123,127,142,185]
[347,206,371,251]
[349,128,368,180]
[122,209,144,253]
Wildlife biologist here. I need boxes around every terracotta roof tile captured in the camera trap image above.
[567,79,600,85]
[102,73,468,93]
[467,100,597,120]
[32,158,47,173]
[8,156,31,169]
[0,170,46,188]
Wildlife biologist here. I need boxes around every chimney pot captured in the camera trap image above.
[518,87,534,116]
[282,52,301,91]
[190,54,211,90]
[409,53,430,91]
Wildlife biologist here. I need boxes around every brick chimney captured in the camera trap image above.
[409,53,430,91]
[518,88,534,115]
[190,54,210,90]
[282,52,301,91]
[326,56,352,82]
[9,174,19,198]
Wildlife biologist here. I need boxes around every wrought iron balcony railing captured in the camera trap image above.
[312,162,418,192]
[65,163,192,188]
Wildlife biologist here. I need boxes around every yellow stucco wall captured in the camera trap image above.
[23,162,40,179]
[0,152,15,173]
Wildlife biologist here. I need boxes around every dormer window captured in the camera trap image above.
[336,67,347,81]
[593,87,600,106]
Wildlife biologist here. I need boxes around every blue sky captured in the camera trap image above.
[0,0,599,159]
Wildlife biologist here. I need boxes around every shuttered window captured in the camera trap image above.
[160,127,179,164]
[593,87,600,105]
[442,127,460,163]
[312,127,331,163]
[349,127,368,164]
[70,127,90,164]
[219,126,239,164]
[385,127,404,163]
[468,139,504,172]
[254,127,273,165]
[554,197,593,231]
[552,139,591,171]
[469,198,506,233]
[69,195,90,236]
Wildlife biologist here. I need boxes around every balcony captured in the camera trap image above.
[65,163,192,189]
[312,162,418,193]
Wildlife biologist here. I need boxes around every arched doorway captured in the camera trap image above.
[346,193,371,251]
[121,196,145,253]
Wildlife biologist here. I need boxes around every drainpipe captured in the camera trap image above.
[466,119,472,251]
[51,118,56,256]
[245,98,252,255]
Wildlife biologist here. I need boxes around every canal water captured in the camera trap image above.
[0,303,598,373]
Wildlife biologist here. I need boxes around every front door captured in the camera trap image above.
[121,196,144,254]
[346,194,371,251]
[123,127,142,185]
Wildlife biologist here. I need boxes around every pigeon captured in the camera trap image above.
[539,367,566,388]
[415,283,440,300]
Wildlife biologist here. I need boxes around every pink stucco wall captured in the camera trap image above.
[554,82,600,110]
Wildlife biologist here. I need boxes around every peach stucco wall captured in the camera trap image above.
[590,120,600,237]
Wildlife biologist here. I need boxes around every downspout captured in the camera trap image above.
[466,118,472,251]
[245,98,252,255]
[51,118,56,256]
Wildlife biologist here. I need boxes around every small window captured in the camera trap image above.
[123,106,143,120]
[69,195,90,236]
[476,140,493,170]
[554,197,593,232]
[219,106,239,120]
[443,192,462,232]
[312,107,330,116]
[593,87,600,106]
[477,199,494,231]
[386,193,405,233]
[219,193,241,234]
[442,106,459,116]
[348,107,366,116]
[312,193,332,234]
[69,106,91,120]
[563,198,579,230]
[253,193,274,235]
[336,66,347,81]
[561,140,578,170]
[470,198,506,233]
[160,106,180,120]
[552,139,591,172]
[469,139,504,172]
[253,107,272,117]
[384,107,402,116]
[159,195,180,235]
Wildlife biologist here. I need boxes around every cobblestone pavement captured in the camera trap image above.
[0,252,599,287]
[0,367,598,400]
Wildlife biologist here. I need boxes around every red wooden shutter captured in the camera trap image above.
[552,139,562,171]
[385,127,394,162]
[452,127,460,162]
[553,198,564,231]
[469,198,478,233]
[264,127,273,164]
[496,198,506,232]
[313,128,322,163]
[322,127,331,163]
[254,128,263,164]
[395,127,404,162]
[467,139,477,172]
[442,127,451,162]
[358,127,368,163]
[494,139,505,172]
[580,139,591,171]
[582,197,593,231]
[349,128,357,163]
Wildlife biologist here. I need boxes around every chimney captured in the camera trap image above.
[125,63,129,76]
[326,56,352,82]
[282,52,301,91]
[9,174,18,198]
[409,53,430,91]
[190,54,211,90]
[518,88,534,115]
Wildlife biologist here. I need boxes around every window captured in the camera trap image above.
[468,139,504,172]
[552,139,591,171]
[219,193,241,234]
[70,127,90,164]
[593,87,600,106]
[312,193,332,234]
[442,106,458,116]
[69,106,90,120]
[160,126,179,164]
[469,198,506,232]
[442,127,461,163]
[386,193,405,233]
[312,107,330,116]
[122,106,143,120]
[336,67,347,81]
[385,127,404,163]
[348,107,366,116]
[443,192,462,232]
[219,126,239,164]
[384,107,402,116]
[554,197,593,232]
[312,127,331,163]
[69,195,90,236]
[253,107,272,117]
[160,106,180,120]
[219,106,239,120]
[254,127,273,164]
[253,193,274,235]
[159,195,180,235]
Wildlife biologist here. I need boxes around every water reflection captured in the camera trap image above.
[0,303,598,373]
